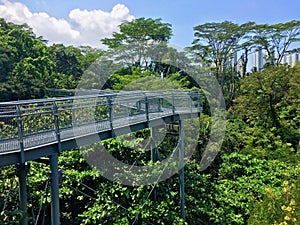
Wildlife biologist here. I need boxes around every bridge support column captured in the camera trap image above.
[150,126,159,201]
[49,153,60,225]
[179,120,185,219]
[16,163,29,225]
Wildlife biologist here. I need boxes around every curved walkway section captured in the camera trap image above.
[0,90,201,167]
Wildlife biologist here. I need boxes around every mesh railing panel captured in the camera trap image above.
[0,90,201,153]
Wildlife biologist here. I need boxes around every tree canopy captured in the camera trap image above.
[102,17,172,67]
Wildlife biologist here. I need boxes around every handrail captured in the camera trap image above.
[0,90,201,155]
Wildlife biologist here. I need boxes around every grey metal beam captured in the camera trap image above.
[0,113,200,168]
[49,153,60,225]
[150,126,159,201]
[16,163,29,225]
[179,120,185,219]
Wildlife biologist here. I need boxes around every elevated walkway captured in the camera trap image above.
[0,89,201,225]
[0,90,201,167]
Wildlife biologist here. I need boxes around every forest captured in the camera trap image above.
[0,17,300,224]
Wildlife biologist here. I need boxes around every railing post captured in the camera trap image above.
[107,96,115,137]
[188,91,193,114]
[145,96,149,123]
[16,105,25,164]
[172,92,175,115]
[158,97,162,112]
[53,102,62,153]
[197,91,201,111]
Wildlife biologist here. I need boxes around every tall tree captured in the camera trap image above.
[190,21,254,107]
[252,20,300,66]
[101,17,172,66]
[190,21,250,80]
[0,18,54,101]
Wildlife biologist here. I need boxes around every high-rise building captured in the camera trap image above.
[281,52,300,67]
[252,49,268,71]
[253,50,300,70]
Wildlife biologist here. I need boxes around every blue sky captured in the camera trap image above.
[1,0,300,48]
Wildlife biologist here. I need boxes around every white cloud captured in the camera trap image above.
[0,0,135,48]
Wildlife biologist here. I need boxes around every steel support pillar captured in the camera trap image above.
[179,120,185,218]
[49,153,60,225]
[150,126,159,201]
[17,163,29,225]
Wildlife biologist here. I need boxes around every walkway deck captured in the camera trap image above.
[0,90,201,167]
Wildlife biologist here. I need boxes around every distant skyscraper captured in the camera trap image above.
[253,50,300,70]
[252,49,268,71]
[281,53,300,67]
[226,51,245,76]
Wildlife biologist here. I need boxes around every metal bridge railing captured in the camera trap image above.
[0,90,201,154]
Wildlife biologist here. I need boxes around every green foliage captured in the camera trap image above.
[207,153,298,224]
[220,118,299,162]
[190,20,300,107]
[248,177,300,225]
[59,136,187,225]
[108,66,159,90]
[235,65,291,127]
[101,17,174,78]
[190,21,255,107]
[49,44,83,88]
[191,21,249,72]
[252,20,300,66]
[0,18,105,101]
[102,17,172,49]
[0,166,22,225]
[0,18,53,100]
[232,64,300,161]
